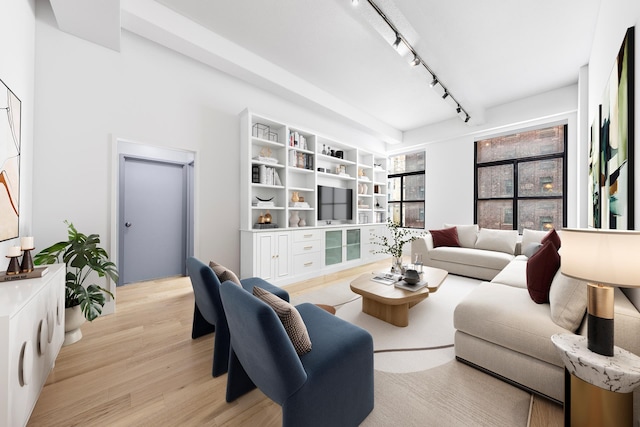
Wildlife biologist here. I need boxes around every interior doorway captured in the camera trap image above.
[116,140,195,286]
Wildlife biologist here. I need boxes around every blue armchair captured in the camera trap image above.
[220,281,374,427]
[185,257,289,377]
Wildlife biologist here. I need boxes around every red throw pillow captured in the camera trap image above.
[430,227,461,248]
[526,240,560,304]
[541,228,561,250]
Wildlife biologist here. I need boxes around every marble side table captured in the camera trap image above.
[552,333,640,427]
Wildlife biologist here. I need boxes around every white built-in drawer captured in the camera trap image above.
[292,229,322,243]
[293,239,321,255]
[293,252,322,276]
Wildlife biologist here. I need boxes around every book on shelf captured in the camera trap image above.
[290,202,310,208]
[258,165,282,185]
[254,156,278,164]
[0,266,49,282]
[253,201,275,208]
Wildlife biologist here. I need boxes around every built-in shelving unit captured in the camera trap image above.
[240,109,388,231]
[239,109,390,285]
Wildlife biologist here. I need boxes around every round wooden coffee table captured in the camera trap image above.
[349,266,448,327]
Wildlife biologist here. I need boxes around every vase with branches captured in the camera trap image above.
[372,218,425,273]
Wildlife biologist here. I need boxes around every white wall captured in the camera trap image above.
[392,86,579,230]
[588,0,640,229]
[32,0,386,277]
[0,0,35,269]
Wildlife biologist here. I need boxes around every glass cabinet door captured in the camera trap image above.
[346,229,361,261]
[325,230,343,265]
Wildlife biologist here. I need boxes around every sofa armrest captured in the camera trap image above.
[411,234,433,262]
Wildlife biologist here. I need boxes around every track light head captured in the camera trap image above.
[456,105,461,113]
[410,55,420,67]
[429,78,438,88]
[392,34,402,50]
[442,91,449,100]
[465,115,471,123]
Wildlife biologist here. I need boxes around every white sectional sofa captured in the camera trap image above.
[411,224,523,281]
[414,225,640,404]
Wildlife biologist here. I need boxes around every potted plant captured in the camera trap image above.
[372,218,425,273]
[34,221,118,345]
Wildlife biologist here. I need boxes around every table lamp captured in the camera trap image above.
[561,228,640,356]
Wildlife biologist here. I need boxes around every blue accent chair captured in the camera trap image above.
[185,257,290,377]
[220,281,374,427]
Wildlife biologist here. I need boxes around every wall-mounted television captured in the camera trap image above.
[318,185,353,221]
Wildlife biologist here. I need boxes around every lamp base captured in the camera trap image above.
[587,313,614,356]
[587,283,614,357]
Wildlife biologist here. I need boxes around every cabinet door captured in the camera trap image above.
[325,230,343,266]
[275,232,290,279]
[257,234,275,280]
[346,229,361,261]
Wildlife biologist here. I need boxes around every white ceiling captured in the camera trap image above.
[49,0,602,143]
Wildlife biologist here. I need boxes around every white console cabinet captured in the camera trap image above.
[241,225,387,286]
[0,264,65,427]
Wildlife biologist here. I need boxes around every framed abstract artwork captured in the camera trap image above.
[598,26,635,230]
[0,78,21,242]
[588,106,601,228]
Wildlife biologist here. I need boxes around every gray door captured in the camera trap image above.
[119,156,189,285]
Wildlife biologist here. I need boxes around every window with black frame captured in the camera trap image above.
[388,152,425,229]
[475,125,567,232]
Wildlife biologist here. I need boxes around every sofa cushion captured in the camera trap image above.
[444,224,478,249]
[475,228,518,255]
[526,241,560,304]
[253,286,312,355]
[454,282,566,367]
[209,261,242,286]
[430,227,461,248]
[541,228,561,250]
[521,229,548,250]
[430,246,514,271]
[491,255,528,288]
[522,243,543,258]
[548,271,587,332]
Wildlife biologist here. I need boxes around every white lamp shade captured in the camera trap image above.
[561,228,640,287]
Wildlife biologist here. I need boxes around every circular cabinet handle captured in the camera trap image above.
[47,311,55,343]
[38,319,48,356]
[56,299,62,325]
[19,340,33,387]
[125,222,132,227]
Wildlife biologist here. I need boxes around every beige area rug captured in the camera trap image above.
[292,274,479,373]
[366,360,532,427]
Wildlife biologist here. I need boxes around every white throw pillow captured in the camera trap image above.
[475,228,518,255]
[521,229,548,250]
[444,224,478,248]
[549,271,588,332]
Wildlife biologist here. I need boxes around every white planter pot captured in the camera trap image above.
[64,305,86,346]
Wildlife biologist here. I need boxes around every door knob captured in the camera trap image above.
[125,222,132,228]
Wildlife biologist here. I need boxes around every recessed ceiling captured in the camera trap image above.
[154,0,601,133]
[46,0,602,142]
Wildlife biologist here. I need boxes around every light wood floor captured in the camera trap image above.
[28,260,563,426]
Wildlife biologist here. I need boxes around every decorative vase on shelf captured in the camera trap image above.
[291,191,300,203]
[289,211,300,227]
[298,216,306,227]
[264,210,272,224]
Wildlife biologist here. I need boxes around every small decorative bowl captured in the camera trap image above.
[403,269,420,285]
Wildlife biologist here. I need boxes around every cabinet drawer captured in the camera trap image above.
[293,252,322,275]
[293,229,322,242]
[293,240,321,254]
